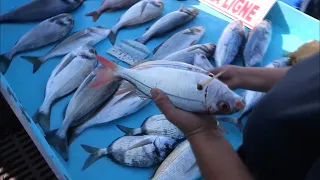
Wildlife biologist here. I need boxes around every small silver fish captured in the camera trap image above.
[21,26,110,73]
[151,26,205,60]
[34,46,98,134]
[214,20,245,67]
[108,0,164,45]
[135,7,199,44]
[163,43,216,64]
[86,0,140,22]
[81,135,177,170]
[0,0,83,23]
[0,14,74,74]
[243,20,272,67]
[152,140,200,180]
[117,114,184,140]
[193,53,214,71]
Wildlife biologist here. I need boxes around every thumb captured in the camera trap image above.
[150,88,177,119]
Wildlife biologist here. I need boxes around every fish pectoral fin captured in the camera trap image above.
[135,91,150,100]
[128,138,153,150]
[54,53,76,76]
[152,39,167,55]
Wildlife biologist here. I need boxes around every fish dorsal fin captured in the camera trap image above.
[179,4,185,11]
[130,60,151,68]
[135,90,150,100]
[73,71,96,97]
[127,138,154,150]
[145,26,151,32]
[53,53,76,76]
[111,90,136,106]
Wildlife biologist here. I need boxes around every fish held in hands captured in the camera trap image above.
[92,56,245,115]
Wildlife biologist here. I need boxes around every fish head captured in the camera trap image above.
[205,79,245,115]
[154,137,176,158]
[66,0,84,4]
[149,0,164,8]
[200,43,216,57]
[181,8,200,17]
[189,26,205,35]
[51,14,74,27]
[78,46,97,60]
[257,20,272,37]
[228,20,245,36]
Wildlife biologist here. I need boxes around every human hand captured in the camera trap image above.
[210,65,243,89]
[150,88,220,137]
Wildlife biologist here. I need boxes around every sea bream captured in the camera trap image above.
[214,20,245,67]
[0,14,74,74]
[152,140,200,180]
[81,135,177,170]
[193,53,214,71]
[34,46,98,134]
[135,7,199,44]
[21,26,111,73]
[162,43,216,64]
[151,26,205,60]
[117,114,184,140]
[92,56,245,115]
[243,20,272,67]
[108,0,164,45]
[86,0,140,22]
[0,0,83,23]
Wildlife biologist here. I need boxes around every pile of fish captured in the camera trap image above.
[0,0,288,178]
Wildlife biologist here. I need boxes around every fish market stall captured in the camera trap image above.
[0,0,319,179]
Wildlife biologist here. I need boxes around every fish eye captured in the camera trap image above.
[218,101,230,113]
[89,49,96,55]
[208,73,214,77]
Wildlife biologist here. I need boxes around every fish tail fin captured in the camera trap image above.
[46,130,69,161]
[0,53,12,74]
[116,125,142,136]
[21,56,43,73]
[90,56,123,88]
[217,117,243,132]
[135,36,148,44]
[81,144,107,170]
[85,11,101,22]
[108,29,118,45]
[33,110,51,133]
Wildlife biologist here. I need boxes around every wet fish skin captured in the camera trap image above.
[214,20,245,67]
[81,135,177,170]
[34,45,98,136]
[108,0,164,45]
[21,26,111,73]
[151,26,205,60]
[117,114,184,140]
[163,43,216,64]
[243,20,272,67]
[193,53,214,71]
[0,14,74,74]
[135,7,199,44]
[0,0,83,23]
[86,0,140,22]
[152,140,200,180]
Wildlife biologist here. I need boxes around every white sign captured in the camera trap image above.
[200,0,276,29]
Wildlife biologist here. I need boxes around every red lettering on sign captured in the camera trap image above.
[232,0,244,13]
[228,0,237,10]
[238,1,253,18]
[246,4,260,21]
[222,0,230,8]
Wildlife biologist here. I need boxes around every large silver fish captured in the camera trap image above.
[86,0,140,22]
[152,140,200,180]
[218,57,290,131]
[21,26,111,73]
[151,26,205,60]
[117,114,184,140]
[243,20,272,67]
[34,46,98,134]
[135,7,199,44]
[0,14,74,74]
[162,43,216,64]
[95,56,245,115]
[214,20,245,67]
[0,0,83,23]
[193,53,214,71]
[108,0,164,45]
[81,135,177,170]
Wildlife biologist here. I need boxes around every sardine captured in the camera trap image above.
[108,0,164,45]
[243,20,272,67]
[135,7,199,44]
[86,0,140,22]
[94,56,245,115]
[214,20,245,67]
[151,26,205,60]
[0,0,82,23]
[218,57,290,131]
[117,114,184,139]
[152,140,200,180]
[162,43,216,64]
[34,46,98,134]
[193,53,214,71]
[81,135,177,170]
[21,26,111,73]
[0,14,74,74]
